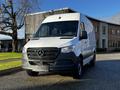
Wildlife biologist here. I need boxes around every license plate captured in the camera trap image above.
[38,65,49,72]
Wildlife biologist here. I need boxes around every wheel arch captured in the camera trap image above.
[78,54,83,64]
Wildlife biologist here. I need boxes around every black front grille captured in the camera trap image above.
[27,47,60,61]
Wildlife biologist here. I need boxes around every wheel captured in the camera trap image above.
[26,70,39,76]
[89,53,96,67]
[73,59,83,79]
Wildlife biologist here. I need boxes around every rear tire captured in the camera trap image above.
[73,58,83,79]
[89,53,96,67]
[26,70,39,76]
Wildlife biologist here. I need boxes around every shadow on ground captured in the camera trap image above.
[0,67,23,76]
[10,59,120,90]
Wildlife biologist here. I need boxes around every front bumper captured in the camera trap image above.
[22,52,78,72]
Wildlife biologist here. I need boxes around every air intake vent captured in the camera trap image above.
[27,47,60,61]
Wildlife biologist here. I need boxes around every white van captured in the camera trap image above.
[22,13,96,79]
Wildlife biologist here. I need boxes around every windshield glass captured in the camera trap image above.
[33,21,78,38]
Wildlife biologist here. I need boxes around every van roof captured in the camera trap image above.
[26,7,76,16]
[42,13,80,23]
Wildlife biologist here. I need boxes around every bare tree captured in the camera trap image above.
[0,0,40,52]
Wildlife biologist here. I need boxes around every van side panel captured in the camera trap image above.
[80,14,96,52]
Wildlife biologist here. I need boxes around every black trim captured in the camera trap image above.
[49,52,78,72]
[27,47,60,60]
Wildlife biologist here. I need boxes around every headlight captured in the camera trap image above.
[22,47,26,54]
[61,46,74,53]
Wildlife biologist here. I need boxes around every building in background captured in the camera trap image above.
[88,17,120,51]
[0,39,25,52]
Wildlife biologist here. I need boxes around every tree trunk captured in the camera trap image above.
[12,14,18,52]
[12,30,18,52]
[12,39,18,52]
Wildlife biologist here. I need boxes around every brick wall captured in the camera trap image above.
[108,24,120,51]
[88,17,120,51]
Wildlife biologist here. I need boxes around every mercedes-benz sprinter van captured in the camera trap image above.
[22,13,96,79]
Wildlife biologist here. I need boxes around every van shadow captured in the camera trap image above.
[14,59,120,90]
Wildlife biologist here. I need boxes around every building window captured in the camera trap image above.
[96,40,99,48]
[102,39,106,48]
[117,30,120,35]
[112,41,117,47]
[118,41,120,47]
[108,40,112,47]
[112,30,115,35]
[112,42,115,47]
[102,26,106,35]
[116,42,118,47]
[94,25,99,32]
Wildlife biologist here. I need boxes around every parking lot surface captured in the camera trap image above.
[0,53,120,90]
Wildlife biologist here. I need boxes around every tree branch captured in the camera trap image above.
[0,31,12,36]
[2,4,12,17]
[15,8,23,15]
[17,23,24,29]
[0,25,12,30]
[0,20,12,26]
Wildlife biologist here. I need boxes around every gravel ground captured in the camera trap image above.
[0,53,120,90]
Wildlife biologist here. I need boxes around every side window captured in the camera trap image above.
[80,22,85,35]
[79,22,88,39]
[80,22,85,31]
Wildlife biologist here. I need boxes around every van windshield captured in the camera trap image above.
[33,21,78,38]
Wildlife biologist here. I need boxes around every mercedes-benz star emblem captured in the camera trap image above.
[38,49,44,57]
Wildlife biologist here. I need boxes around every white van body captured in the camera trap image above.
[22,13,96,78]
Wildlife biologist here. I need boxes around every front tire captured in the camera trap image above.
[73,59,83,79]
[89,53,96,67]
[26,70,39,76]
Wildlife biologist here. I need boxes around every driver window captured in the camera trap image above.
[80,22,85,36]
[80,22,85,31]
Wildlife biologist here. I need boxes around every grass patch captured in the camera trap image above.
[0,61,22,71]
[0,52,22,60]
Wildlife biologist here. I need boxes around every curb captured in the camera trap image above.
[0,66,23,76]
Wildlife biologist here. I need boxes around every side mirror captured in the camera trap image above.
[80,31,88,40]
